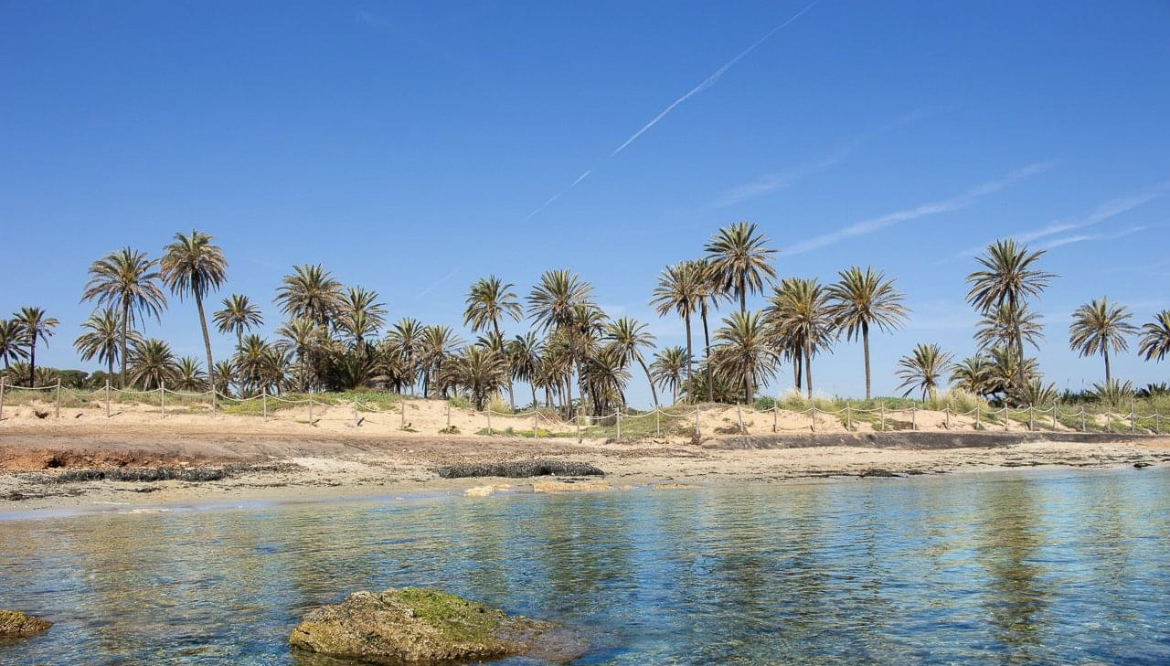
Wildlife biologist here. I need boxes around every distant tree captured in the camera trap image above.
[896,343,953,403]
[710,311,777,404]
[13,307,58,387]
[507,332,542,408]
[650,346,687,406]
[174,357,207,391]
[651,262,704,402]
[1068,298,1137,385]
[128,338,178,390]
[214,294,263,348]
[82,248,167,388]
[765,278,834,399]
[1139,310,1170,362]
[704,222,777,316]
[75,308,140,382]
[0,319,29,375]
[453,345,507,410]
[826,267,908,400]
[274,264,342,327]
[161,230,227,405]
[605,317,659,408]
[338,286,387,354]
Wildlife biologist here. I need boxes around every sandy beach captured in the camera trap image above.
[1,401,1167,515]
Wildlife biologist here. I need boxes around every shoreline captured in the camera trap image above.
[2,423,1168,517]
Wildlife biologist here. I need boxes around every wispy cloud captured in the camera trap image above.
[525,170,592,219]
[415,269,457,300]
[955,182,1170,256]
[785,161,1053,256]
[611,0,823,157]
[710,148,848,208]
[1040,225,1149,250]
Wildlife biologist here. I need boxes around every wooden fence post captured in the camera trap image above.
[944,405,950,430]
[1003,408,1009,432]
[846,405,852,431]
[533,411,538,436]
[308,395,314,424]
[976,403,981,430]
[55,379,61,418]
[772,402,778,433]
[880,404,885,431]
[616,409,621,439]
[736,403,744,433]
[655,408,660,437]
[811,402,817,433]
[105,380,111,418]
[694,407,700,439]
[485,405,491,433]
[576,413,581,440]
[1106,411,1112,433]
[1080,407,1086,433]
[1156,413,1161,435]
[0,377,5,422]
[401,399,407,429]
[160,382,165,418]
[447,401,452,430]
[1052,407,1057,431]
[262,387,268,421]
[1028,405,1034,432]
[911,406,917,431]
[1130,401,1136,434]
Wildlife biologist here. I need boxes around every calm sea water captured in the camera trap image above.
[1,468,1168,665]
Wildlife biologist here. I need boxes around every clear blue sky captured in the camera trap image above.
[2,1,1168,406]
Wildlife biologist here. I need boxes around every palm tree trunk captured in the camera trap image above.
[121,302,130,389]
[638,357,659,408]
[684,315,694,404]
[700,302,713,403]
[28,339,36,388]
[804,338,813,400]
[739,275,746,317]
[195,294,215,406]
[746,362,754,404]
[862,322,872,401]
[793,348,802,391]
[1104,348,1111,385]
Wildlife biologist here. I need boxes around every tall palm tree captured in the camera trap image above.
[464,276,522,336]
[213,294,264,348]
[274,264,343,328]
[1068,298,1137,385]
[704,222,777,316]
[527,270,595,414]
[385,318,424,394]
[453,345,508,410]
[605,317,659,408]
[234,334,273,394]
[650,346,687,405]
[508,332,542,408]
[651,261,703,402]
[0,319,28,376]
[82,248,168,388]
[174,357,207,391]
[695,259,719,402]
[825,267,908,400]
[965,239,1054,392]
[128,338,178,390]
[580,344,630,414]
[1139,310,1170,363]
[338,286,387,354]
[949,355,993,398]
[896,343,953,403]
[765,278,834,399]
[974,302,1044,353]
[74,308,139,382]
[420,325,463,398]
[212,359,236,397]
[161,230,227,405]
[13,307,59,387]
[711,311,777,404]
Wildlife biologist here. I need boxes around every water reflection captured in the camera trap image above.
[2,468,1168,665]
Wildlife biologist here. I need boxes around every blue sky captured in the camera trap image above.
[2,1,1168,406]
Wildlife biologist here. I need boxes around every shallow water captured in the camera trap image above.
[1,468,1169,665]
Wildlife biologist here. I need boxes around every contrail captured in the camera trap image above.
[525,170,593,219]
[610,0,823,157]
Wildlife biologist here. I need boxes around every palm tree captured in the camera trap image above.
[949,356,993,398]
[277,318,326,392]
[128,338,178,390]
[825,267,908,400]
[896,343,953,403]
[82,248,168,388]
[1068,298,1137,385]
[74,308,139,382]
[338,286,387,354]
[1139,310,1170,362]
[274,264,343,327]
[234,335,274,394]
[704,222,777,316]
[214,294,264,348]
[765,278,834,399]
[974,302,1044,352]
[580,344,630,414]
[650,346,687,405]
[385,318,425,394]
[13,307,59,387]
[420,325,463,398]
[711,311,777,404]
[965,239,1054,392]
[651,261,703,402]
[465,276,522,335]
[174,357,206,391]
[695,259,720,402]
[605,317,659,408]
[527,270,595,414]
[505,333,540,408]
[453,345,508,410]
[0,319,28,376]
[212,359,236,397]
[161,230,227,405]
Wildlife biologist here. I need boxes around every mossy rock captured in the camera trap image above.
[290,588,564,664]
[0,610,52,638]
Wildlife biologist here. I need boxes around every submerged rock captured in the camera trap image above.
[290,588,576,664]
[859,468,901,478]
[0,610,52,638]
[436,460,604,479]
[1134,462,1153,469]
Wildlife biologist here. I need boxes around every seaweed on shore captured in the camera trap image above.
[436,460,604,479]
[49,463,285,484]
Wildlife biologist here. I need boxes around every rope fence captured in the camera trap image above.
[0,376,1164,438]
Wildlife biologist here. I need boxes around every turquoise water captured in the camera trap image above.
[1,468,1168,665]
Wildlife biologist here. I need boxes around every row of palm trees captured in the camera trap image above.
[2,226,1169,413]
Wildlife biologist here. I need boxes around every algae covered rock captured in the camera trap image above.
[289,588,565,664]
[0,610,52,638]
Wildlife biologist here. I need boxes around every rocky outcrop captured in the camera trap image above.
[0,610,52,638]
[289,588,579,664]
[436,460,604,479]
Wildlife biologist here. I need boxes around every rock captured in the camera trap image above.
[0,610,52,638]
[436,460,604,479]
[859,468,901,478]
[289,588,565,664]
[463,483,511,498]
[1134,462,1153,469]
[531,480,612,493]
